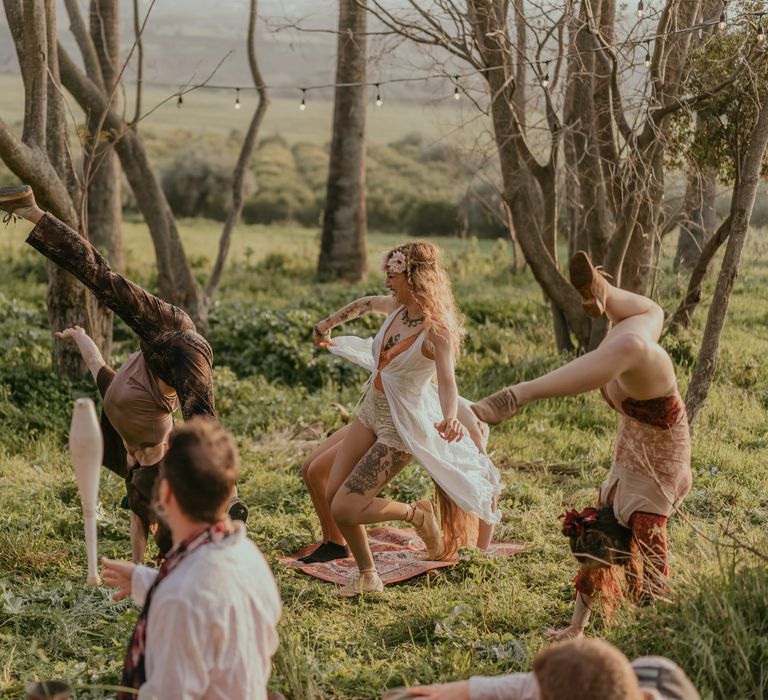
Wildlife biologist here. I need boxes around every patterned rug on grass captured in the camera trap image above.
[279,526,526,585]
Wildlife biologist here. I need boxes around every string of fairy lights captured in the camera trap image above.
[160,3,765,111]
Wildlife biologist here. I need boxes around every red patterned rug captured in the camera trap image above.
[279,527,526,585]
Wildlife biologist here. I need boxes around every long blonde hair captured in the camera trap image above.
[383,241,472,555]
[382,241,465,357]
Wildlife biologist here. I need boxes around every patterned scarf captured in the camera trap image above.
[119,518,237,698]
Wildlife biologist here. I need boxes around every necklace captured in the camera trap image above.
[401,308,425,328]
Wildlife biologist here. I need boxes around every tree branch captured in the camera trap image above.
[62,0,104,90]
[206,0,269,303]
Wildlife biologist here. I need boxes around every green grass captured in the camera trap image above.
[1,221,767,698]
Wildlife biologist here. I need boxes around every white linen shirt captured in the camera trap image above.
[130,526,282,700]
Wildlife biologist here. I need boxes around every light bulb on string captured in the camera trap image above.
[644,40,652,67]
[234,88,241,110]
[177,92,183,108]
[375,83,383,107]
[299,89,307,111]
[636,1,644,19]
[453,75,461,100]
[718,12,727,31]
[541,61,550,89]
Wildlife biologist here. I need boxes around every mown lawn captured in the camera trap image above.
[1,221,767,699]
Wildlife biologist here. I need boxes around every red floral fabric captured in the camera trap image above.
[620,394,684,430]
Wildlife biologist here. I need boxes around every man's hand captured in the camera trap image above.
[101,557,136,601]
[434,417,464,443]
[54,325,86,341]
[544,624,585,641]
[383,681,470,699]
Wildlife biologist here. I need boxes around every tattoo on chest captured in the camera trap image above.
[383,333,401,352]
[345,443,412,496]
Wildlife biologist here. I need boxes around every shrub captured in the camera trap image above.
[207,302,367,389]
[244,138,317,225]
[161,145,254,220]
[405,199,463,237]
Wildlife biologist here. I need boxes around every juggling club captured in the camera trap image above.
[69,398,103,586]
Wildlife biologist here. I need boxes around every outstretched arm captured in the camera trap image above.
[431,328,463,443]
[313,295,395,346]
[54,326,105,381]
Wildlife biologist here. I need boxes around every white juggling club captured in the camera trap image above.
[69,398,103,587]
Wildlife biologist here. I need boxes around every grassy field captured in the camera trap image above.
[1,220,768,699]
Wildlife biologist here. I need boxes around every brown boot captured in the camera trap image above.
[0,184,35,223]
[471,386,518,426]
[569,250,611,318]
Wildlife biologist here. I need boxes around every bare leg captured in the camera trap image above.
[325,420,378,572]
[512,284,674,406]
[130,514,147,564]
[331,442,413,573]
[302,425,349,545]
[476,495,498,550]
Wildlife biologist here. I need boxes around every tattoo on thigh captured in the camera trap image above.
[345,443,411,496]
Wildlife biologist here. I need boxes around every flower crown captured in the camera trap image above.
[382,249,408,274]
[560,507,599,537]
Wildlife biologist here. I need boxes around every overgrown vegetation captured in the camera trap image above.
[158,133,507,237]
[0,225,767,699]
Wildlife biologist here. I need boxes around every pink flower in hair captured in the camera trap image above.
[385,249,408,274]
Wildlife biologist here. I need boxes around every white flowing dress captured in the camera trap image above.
[328,309,502,525]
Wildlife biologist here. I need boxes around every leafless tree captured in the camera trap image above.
[318,0,369,281]
[0,0,268,375]
[359,0,743,351]
[685,83,768,426]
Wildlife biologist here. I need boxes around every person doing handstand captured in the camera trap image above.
[0,184,247,562]
[312,242,502,595]
[472,251,692,638]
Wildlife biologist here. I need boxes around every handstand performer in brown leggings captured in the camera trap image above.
[1,184,247,562]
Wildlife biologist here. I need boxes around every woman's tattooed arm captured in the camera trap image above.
[316,295,391,333]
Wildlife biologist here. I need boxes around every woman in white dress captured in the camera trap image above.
[312,242,501,596]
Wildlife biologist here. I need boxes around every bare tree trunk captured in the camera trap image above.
[86,0,123,273]
[79,0,122,362]
[674,166,717,271]
[43,0,96,376]
[318,0,367,282]
[685,91,768,427]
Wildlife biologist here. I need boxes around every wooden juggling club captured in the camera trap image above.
[69,398,103,587]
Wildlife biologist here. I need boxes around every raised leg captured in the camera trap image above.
[25,213,193,345]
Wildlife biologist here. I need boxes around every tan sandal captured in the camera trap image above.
[334,569,384,597]
[569,250,612,318]
[471,387,519,426]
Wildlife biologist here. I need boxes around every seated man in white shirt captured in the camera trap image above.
[102,417,282,700]
[384,637,700,700]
